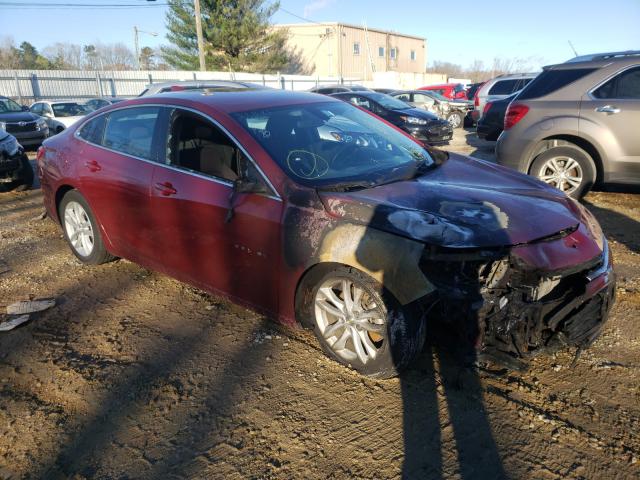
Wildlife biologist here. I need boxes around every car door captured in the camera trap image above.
[76,106,163,264]
[149,107,282,315]
[581,65,640,180]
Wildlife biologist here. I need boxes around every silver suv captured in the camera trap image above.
[472,72,538,122]
[496,51,640,198]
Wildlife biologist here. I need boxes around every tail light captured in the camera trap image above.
[482,102,493,116]
[504,103,529,130]
[474,91,480,107]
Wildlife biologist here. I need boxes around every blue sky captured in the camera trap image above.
[1,0,638,68]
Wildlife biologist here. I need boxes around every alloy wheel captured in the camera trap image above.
[63,201,95,257]
[314,278,386,365]
[537,156,584,195]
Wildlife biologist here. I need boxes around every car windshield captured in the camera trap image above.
[0,98,23,113]
[365,92,412,110]
[232,101,434,189]
[52,103,88,117]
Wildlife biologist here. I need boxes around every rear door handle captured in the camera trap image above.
[154,181,177,196]
[84,160,101,172]
[595,105,621,114]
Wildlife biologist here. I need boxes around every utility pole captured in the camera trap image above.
[134,26,158,70]
[194,0,206,71]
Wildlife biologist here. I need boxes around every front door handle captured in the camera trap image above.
[154,181,177,196]
[84,160,101,172]
[595,105,621,114]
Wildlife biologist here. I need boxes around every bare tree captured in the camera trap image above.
[42,42,83,69]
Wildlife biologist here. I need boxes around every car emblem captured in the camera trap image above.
[18,122,26,127]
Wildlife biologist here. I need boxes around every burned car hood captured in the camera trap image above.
[319,153,582,248]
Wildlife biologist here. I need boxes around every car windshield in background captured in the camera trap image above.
[232,101,433,189]
[367,92,412,110]
[52,103,87,117]
[0,98,23,113]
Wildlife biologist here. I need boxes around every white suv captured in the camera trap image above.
[472,73,538,122]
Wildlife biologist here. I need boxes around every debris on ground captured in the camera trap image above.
[5,298,56,315]
[0,314,30,332]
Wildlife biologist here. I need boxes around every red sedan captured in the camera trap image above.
[37,89,615,377]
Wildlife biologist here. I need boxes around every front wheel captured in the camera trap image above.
[530,145,596,199]
[59,190,115,264]
[446,111,464,129]
[303,266,426,378]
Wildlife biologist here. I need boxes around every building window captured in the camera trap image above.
[353,42,360,55]
[378,46,385,57]
[390,48,397,60]
[410,50,416,61]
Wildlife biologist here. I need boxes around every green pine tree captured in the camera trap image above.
[161,0,293,73]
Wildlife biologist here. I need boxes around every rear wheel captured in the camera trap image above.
[530,145,596,199]
[301,265,426,378]
[59,190,114,264]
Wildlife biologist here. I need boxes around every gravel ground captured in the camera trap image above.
[0,129,639,479]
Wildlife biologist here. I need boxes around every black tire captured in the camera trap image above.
[298,265,426,378]
[529,145,596,199]
[58,190,115,265]
[446,110,464,129]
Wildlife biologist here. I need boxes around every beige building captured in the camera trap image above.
[273,22,427,79]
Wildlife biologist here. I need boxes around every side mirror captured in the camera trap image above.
[21,105,28,111]
[225,178,261,223]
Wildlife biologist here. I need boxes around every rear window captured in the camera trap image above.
[488,80,519,95]
[518,68,596,100]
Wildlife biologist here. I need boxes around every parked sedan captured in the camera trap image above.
[476,93,517,141]
[330,91,453,145]
[37,90,615,377]
[29,101,89,134]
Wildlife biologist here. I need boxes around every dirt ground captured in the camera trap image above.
[1,129,639,480]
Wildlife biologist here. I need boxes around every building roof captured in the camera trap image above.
[273,22,426,41]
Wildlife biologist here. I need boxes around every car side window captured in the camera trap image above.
[167,110,270,193]
[394,93,411,102]
[488,80,518,95]
[413,93,434,106]
[78,115,107,145]
[594,66,640,99]
[103,107,160,160]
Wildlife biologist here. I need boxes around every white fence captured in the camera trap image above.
[0,69,364,104]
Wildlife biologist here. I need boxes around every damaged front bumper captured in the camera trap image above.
[421,230,615,366]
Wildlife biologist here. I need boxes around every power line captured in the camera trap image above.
[277,6,326,26]
[0,1,170,7]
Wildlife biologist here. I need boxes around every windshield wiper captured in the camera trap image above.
[318,180,377,192]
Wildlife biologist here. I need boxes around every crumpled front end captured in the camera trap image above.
[421,223,615,367]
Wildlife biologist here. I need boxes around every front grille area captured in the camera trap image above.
[5,121,38,133]
[420,247,613,364]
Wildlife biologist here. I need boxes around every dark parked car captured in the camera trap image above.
[84,97,126,111]
[330,91,453,145]
[372,88,397,94]
[476,93,516,141]
[309,84,372,95]
[0,131,33,191]
[37,89,615,377]
[466,82,484,101]
[0,96,49,148]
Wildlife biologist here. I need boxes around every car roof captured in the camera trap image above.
[549,51,640,70]
[137,88,339,113]
[565,50,640,63]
